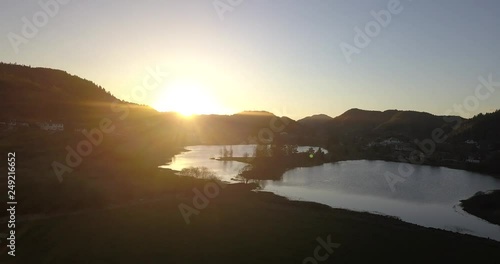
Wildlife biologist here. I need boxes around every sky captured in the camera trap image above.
[1,0,499,119]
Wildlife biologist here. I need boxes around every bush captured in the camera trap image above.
[179,167,219,180]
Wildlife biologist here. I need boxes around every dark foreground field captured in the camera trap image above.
[1,170,500,264]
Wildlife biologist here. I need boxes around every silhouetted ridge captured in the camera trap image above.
[451,110,500,143]
[0,62,156,124]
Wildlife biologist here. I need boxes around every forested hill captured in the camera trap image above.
[451,110,500,142]
[2,63,498,147]
[0,63,158,124]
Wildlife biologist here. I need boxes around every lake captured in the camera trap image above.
[161,145,500,241]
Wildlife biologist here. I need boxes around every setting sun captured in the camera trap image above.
[153,79,227,117]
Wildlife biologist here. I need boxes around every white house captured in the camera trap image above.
[466,156,481,164]
[37,122,64,131]
[3,120,29,129]
[380,138,402,146]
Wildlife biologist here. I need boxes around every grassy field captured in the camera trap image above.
[1,171,500,263]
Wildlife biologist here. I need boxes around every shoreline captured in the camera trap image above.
[215,155,500,180]
[178,143,500,178]
[212,155,500,236]
[336,156,500,179]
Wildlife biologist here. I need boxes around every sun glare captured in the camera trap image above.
[153,79,226,117]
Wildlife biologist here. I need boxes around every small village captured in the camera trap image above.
[0,120,64,131]
[364,136,499,167]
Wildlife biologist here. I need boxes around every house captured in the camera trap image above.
[37,122,64,131]
[465,140,478,145]
[0,120,31,130]
[394,144,414,152]
[368,138,405,149]
[380,138,403,146]
[466,155,481,164]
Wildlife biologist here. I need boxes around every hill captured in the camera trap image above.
[298,114,333,123]
[0,62,185,172]
[451,110,500,144]
[0,63,115,122]
[333,108,461,138]
[2,62,498,156]
[297,114,333,129]
[178,111,303,145]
